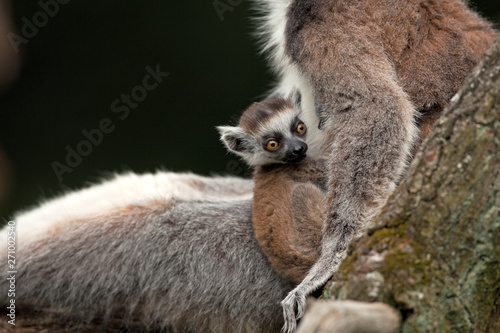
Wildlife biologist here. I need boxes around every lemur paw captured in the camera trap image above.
[281,289,307,333]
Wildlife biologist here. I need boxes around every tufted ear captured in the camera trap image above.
[216,126,253,154]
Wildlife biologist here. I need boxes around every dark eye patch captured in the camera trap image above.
[262,132,284,151]
[291,117,306,134]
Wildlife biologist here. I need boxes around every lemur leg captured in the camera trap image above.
[282,56,416,332]
[296,300,401,333]
[281,3,418,331]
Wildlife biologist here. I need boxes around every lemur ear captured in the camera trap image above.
[217,126,253,154]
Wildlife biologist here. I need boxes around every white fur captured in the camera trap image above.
[281,66,322,156]
[242,150,278,167]
[3,171,253,247]
[253,0,323,157]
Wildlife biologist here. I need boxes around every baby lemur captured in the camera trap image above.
[218,95,326,284]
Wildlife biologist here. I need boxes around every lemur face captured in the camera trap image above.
[218,95,309,167]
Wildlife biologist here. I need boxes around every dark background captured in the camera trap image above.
[0,0,499,220]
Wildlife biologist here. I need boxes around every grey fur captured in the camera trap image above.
[1,194,294,332]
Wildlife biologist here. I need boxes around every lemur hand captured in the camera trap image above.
[281,284,309,333]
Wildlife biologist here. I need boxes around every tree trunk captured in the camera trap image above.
[321,37,500,333]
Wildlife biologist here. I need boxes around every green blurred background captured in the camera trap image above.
[0,0,498,220]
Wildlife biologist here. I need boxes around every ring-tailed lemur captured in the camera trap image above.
[218,95,327,284]
[253,0,497,331]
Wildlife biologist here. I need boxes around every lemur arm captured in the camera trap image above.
[280,4,418,331]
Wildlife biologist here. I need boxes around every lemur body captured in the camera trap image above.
[253,1,497,330]
[0,172,294,332]
[218,97,327,284]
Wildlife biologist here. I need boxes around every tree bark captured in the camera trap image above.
[320,37,500,333]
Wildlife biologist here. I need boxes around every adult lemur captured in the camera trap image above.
[218,95,327,284]
[0,172,296,332]
[253,0,497,330]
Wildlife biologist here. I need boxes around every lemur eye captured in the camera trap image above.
[296,122,306,134]
[266,140,279,150]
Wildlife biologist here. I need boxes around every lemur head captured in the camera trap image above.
[218,94,308,167]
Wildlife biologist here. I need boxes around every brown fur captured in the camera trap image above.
[252,157,327,284]
[239,98,294,134]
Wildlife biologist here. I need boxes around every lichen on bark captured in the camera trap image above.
[322,37,500,333]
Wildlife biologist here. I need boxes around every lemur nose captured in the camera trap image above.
[293,144,308,156]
